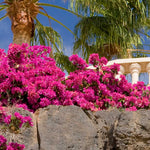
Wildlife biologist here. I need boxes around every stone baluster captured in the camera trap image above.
[129,63,141,84]
[146,63,150,86]
[115,65,125,80]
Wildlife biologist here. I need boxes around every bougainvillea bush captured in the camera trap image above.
[67,53,150,111]
[0,43,69,111]
[0,44,150,111]
[1,44,150,149]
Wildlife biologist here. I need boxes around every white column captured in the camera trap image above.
[129,63,141,84]
[146,63,150,86]
[115,65,125,80]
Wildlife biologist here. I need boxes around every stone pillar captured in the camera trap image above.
[129,63,141,84]
[146,63,150,86]
[115,65,125,80]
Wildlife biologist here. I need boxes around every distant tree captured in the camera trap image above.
[70,0,150,60]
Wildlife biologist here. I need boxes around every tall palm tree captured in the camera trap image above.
[0,0,80,52]
[70,0,150,60]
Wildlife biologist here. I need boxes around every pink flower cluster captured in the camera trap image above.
[0,107,33,131]
[0,107,33,149]
[0,44,150,112]
[14,112,33,128]
[89,53,107,67]
[69,54,88,70]
[0,135,25,150]
[65,53,150,111]
[0,44,66,111]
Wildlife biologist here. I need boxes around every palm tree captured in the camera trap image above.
[70,0,150,60]
[0,0,80,52]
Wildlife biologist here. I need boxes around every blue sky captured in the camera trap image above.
[0,0,150,55]
[39,0,80,55]
[0,0,80,55]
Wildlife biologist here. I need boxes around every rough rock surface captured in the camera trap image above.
[37,105,99,150]
[1,106,150,150]
[114,109,150,150]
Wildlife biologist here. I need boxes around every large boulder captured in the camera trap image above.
[37,105,100,150]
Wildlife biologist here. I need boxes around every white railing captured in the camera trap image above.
[87,49,150,84]
[107,57,150,85]
[87,56,150,85]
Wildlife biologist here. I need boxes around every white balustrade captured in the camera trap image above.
[107,57,150,85]
[146,63,150,86]
[129,63,141,84]
[87,57,150,85]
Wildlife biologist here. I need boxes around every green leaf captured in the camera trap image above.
[0,14,7,21]
[0,4,8,9]
[0,7,5,11]
[31,18,63,53]
[54,51,75,73]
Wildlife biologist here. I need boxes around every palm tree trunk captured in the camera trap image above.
[11,17,34,45]
[6,0,39,45]
[13,31,31,45]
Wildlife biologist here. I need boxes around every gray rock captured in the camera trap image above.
[114,109,150,150]
[37,105,99,150]
[94,108,121,150]
[2,106,150,150]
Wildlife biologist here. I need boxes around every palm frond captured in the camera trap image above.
[70,0,150,60]
[54,51,75,73]
[0,14,7,21]
[31,19,63,53]
[73,16,142,59]
[39,11,74,35]
[38,3,82,18]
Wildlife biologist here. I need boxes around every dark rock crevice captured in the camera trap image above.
[83,109,98,125]
[110,112,122,150]
[36,116,41,150]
